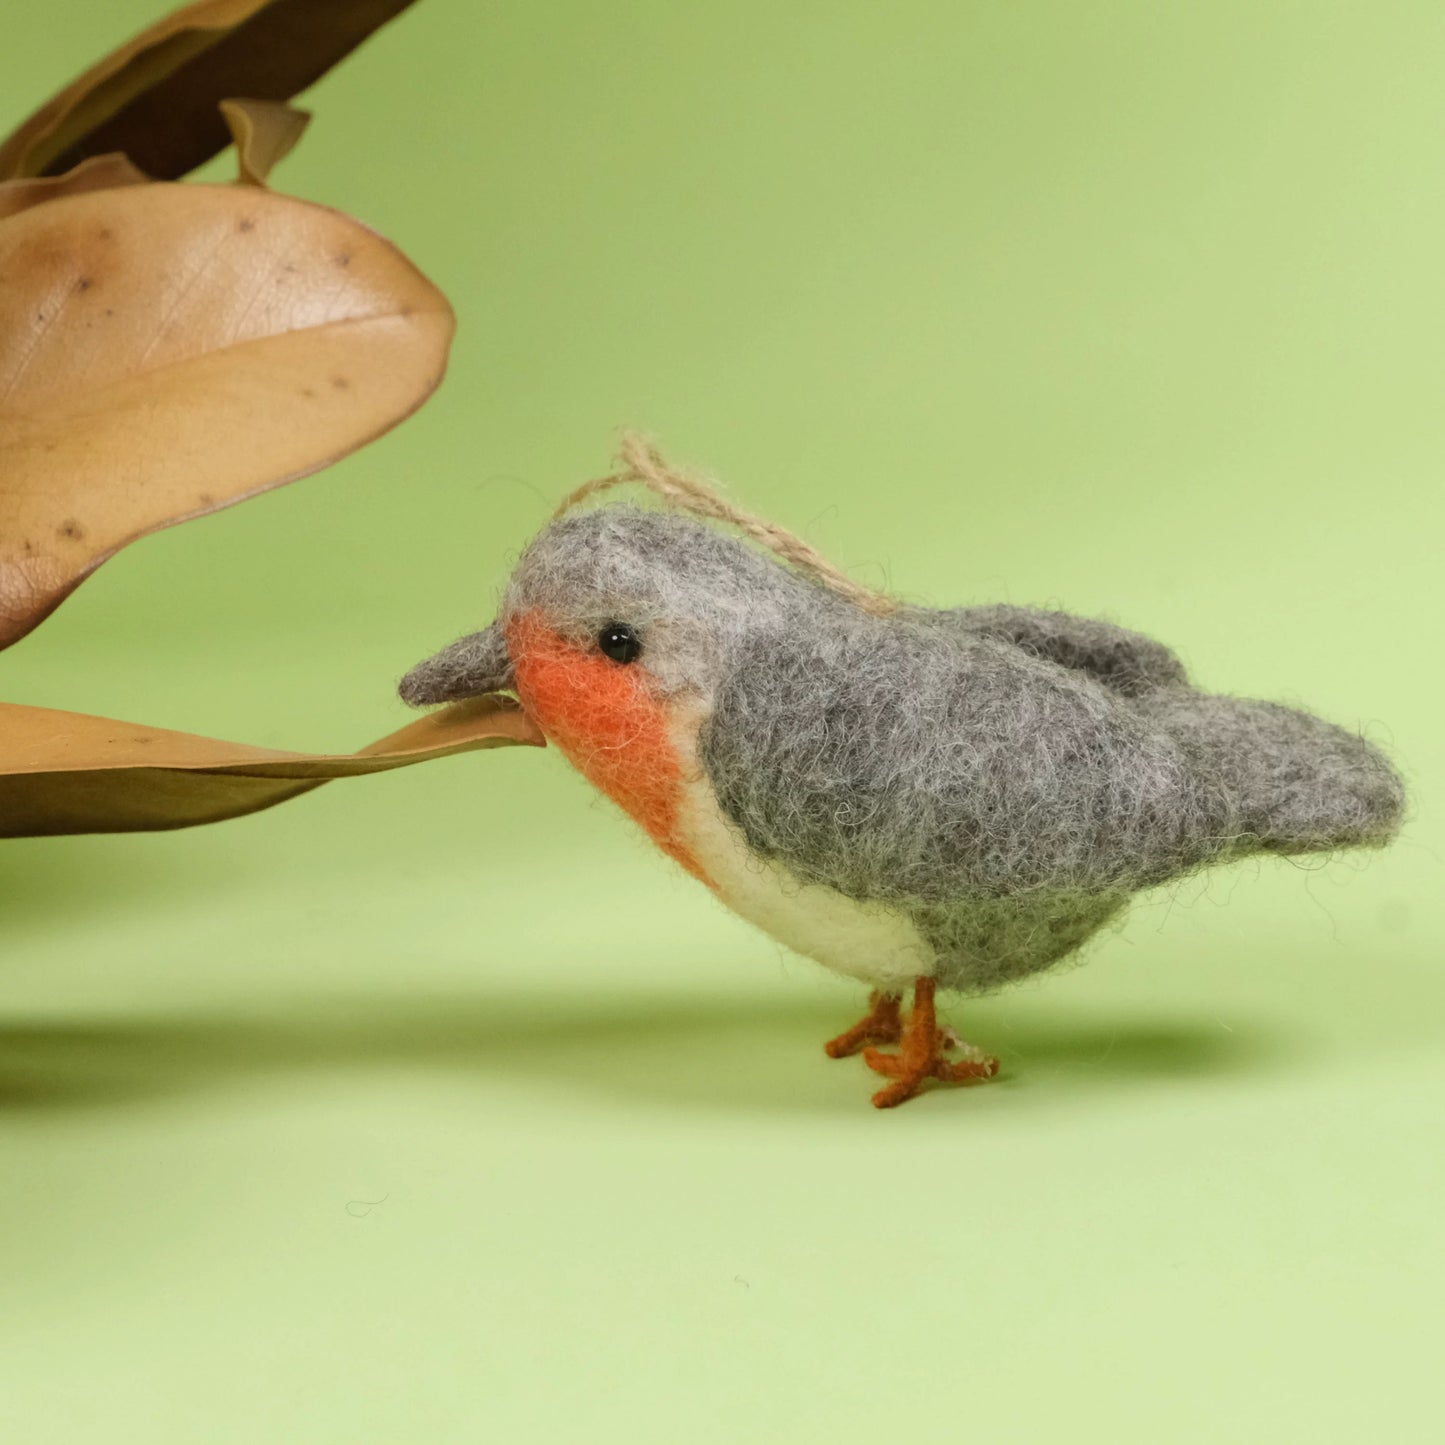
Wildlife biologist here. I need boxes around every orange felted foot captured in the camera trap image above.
[824,990,903,1058]
[862,978,999,1108]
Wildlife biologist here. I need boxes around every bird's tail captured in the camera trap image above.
[1141,692,1405,857]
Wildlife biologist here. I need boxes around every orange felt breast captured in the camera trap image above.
[506,612,709,882]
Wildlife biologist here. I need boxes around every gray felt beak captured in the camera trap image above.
[398,622,515,706]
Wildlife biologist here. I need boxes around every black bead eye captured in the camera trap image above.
[598,622,642,664]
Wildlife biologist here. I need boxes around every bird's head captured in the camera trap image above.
[399,503,813,719]
[398,448,895,874]
[400,503,833,877]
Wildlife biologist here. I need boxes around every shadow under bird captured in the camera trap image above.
[400,443,1404,1107]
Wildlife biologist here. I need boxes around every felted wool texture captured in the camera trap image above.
[501,610,709,883]
[401,503,1405,994]
[398,624,511,706]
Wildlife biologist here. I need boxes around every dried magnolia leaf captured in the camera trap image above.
[0,0,422,182]
[0,153,151,223]
[0,181,455,651]
[0,695,543,837]
[219,97,310,185]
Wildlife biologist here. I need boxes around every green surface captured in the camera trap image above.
[2,2,1442,1440]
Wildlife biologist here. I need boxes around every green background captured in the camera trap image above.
[2,2,1441,1440]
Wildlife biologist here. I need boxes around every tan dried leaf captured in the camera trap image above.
[0,0,423,182]
[0,180,455,651]
[219,97,311,186]
[0,153,152,224]
[0,695,543,837]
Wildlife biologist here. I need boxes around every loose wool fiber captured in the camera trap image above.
[401,504,1404,994]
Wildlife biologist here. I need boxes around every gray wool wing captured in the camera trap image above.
[944,604,1188,695]
[700,607,1402,909]
[700,613,1227,907]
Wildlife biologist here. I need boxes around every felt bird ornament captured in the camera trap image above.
[401,439,1404,1107]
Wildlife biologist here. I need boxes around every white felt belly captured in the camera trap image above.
[671,755,935,990]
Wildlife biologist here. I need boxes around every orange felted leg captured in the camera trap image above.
[863,978,1000,1108]
[824,991,903,1058]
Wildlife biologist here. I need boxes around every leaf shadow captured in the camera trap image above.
[0,988,1295,1118]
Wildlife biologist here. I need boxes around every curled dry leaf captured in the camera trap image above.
[0,694,543,837]
[0,180,455,651]
[0,0,423,182]
[219,97,311,185]
[0,153,151,224]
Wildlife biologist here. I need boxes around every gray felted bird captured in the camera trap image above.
[401,439,1405,1107]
